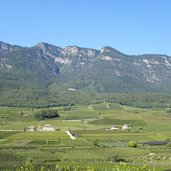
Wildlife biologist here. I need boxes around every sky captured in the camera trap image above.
[0,0,171,55]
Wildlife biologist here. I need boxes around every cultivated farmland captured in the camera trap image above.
[0,103,171,170]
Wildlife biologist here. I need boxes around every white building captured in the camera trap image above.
[42,124,55,131]
[26,126,36,132]
[110,125,120,130]
[122,124,129,130]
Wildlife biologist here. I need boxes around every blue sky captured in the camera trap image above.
[0,0,171,55]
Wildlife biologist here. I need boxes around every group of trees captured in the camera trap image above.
[1,89,171,109]
[35,109,60,120]
[107,93,171,108]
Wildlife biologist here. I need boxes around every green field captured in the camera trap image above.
[0,103,171,170]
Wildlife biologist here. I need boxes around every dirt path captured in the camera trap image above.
[65,130,76,140]
[0,129,23,131]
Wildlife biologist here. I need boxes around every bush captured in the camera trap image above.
[35,109,60,120]
[166,109,171,113]
[92,139,99,146]
[165,138,170,142]
[128,141,137,148]
[167,142,171,147]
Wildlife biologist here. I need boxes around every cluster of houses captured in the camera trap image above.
[107,124,130,131]
[26,124,55,132]
[26,124,130,132]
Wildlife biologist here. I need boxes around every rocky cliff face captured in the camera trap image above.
[0,41,20,55]
[0,41,171,93]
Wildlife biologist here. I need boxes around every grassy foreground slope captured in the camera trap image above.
[0,103,171,170]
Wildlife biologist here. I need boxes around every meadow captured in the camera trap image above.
[0,102,171,170]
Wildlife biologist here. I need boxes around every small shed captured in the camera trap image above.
[42,124,55,131]
[111,125,120,130]
[26,126,36,132]
[122,124,129,130]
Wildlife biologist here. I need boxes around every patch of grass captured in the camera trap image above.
[89,119,146,126]
[28,140,61,145]
[62,110,98,120]
[7,131,68,141]
[0,131,21,139]
[0,149,25,170]
[92,102,123,110]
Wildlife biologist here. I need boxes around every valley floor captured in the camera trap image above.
[0,103,171,170]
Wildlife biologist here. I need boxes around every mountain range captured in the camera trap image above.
[0,41,171,107]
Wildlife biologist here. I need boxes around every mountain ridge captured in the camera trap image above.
[1,40,169,56]
[0,41,171,107]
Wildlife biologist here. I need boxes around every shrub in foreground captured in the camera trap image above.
[16,161,153,171]
[128,141,137,148]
